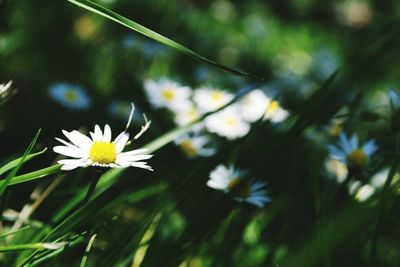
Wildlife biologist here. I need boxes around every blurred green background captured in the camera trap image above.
[0,0,400,266]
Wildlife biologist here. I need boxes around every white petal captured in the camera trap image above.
[118,148,149,157]
[130,162,153,171]
[58,158,90,170]
[93,125,103,141]
[117,154,153,162]
[103,124,112,142]
[61,130,92,150]
[207,179,228,190]
[114,132,130,153]
[55,137,75,148]
[70,131,93,150]
[53,146,85,158]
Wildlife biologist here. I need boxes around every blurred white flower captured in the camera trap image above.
[205,106,250,140]
[239,89,270,123]
[207,164,270,208]
[53,104,153,171]
[174,133,216,158]
[0,80,14,99]
[144,78,191,111]
[355,184,375,202]
[325,158,348,183]
[193,87,234,112]
[173,102,202,126]
[263,100,289,123]
[370,169,389,188]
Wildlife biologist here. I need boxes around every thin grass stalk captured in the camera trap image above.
[368,132,400,265]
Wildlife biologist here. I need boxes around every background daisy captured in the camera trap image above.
[49,83,91,110]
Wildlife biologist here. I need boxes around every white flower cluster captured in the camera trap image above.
[144,78,289,158]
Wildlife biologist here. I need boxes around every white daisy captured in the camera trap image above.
[173,102,202,126]
[0,80,14,99]
[193,86,234,112]
[205,106,250,140]
[207,164,270,208]
[174,133,216,158]
[239,89,270,123]
[143,78,191,111]
[263,99,289,123]
[328,133,377,170]
[53,104,153,171]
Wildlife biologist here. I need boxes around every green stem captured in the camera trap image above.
[82,171,102,205]
[369,133,400,265]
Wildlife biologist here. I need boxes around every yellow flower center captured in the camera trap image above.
[228,178,251,198]
[162,88,175,101]
[89,142,116,164]
[64,90,78,102]
[211,91,223,101]
[266,100,279,114]
[347,149,367,167]
[186,108,199,121]
[329,124,342,137]
[225,117,237,126]
[180,140,197,157]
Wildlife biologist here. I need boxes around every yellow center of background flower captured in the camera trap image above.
[64,90,78,102]
[162,88,175,101]
[211,91,223,101]
[228,178,251,198]
[225,117,237,126]
[180,140,197,157]
[90,142,116,164]
[266,100,279,114]
[347,149,367,167]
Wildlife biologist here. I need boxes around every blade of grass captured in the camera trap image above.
[67,0,261,80]
[0,242,66,253]
[20,183,166,266]
[0,129,41,197]
[19,233,86,266]
[0,225,31,239]
[0,148,47,177]
[80,234,97,267]
[369,132,400,265]
[8,164,61,186]
[131,213,162,267]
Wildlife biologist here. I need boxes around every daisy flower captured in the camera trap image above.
[263,99,289,123]
[174,133,216,158]
[193,87,234,112]
[0,80,15,99]
[205,106,251,140]
[143,78,191,111]
[173,102,202,126]
[49,83,90,110]
[239,89,270,123]
[207,164,270,208]
[53,104,153,171]
[328,133,377,171]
